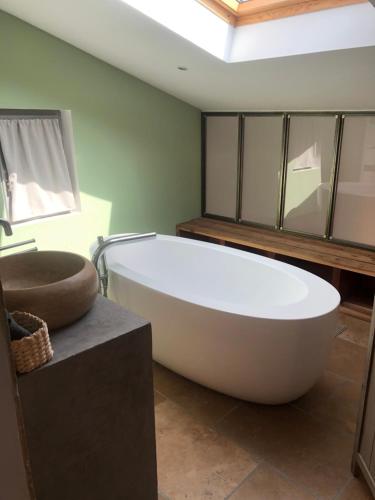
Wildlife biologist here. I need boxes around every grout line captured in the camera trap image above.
[336,318,370,347]
[154,389,168,401]
[336,334,369,349]
[154,380,243,431]
[262,460,322,500]
[154,386,242,434]
[157,491,172,500]
[224,461,264,500]
[334,334,368,351]
[324,368,361,385]
[213,402,242,427]
[331,475,352,500]
[289,402,356,438]
[336,323,348,337]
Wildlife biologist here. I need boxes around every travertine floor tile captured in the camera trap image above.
[158,493,169,500]
[293,371,362,434]
[338,476,373,499]
[293,371,346,406]
[155,399,257,500]
[326,337,367,383]
[228,463,316,500]
[155,390,166,407]
[153,362,238,425]
[339,313,371,348]
[215,402,353,498]
[153,316,368,500]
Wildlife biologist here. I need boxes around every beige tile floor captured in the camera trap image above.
[154,312,374,500]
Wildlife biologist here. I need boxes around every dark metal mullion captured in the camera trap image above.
[0,138,12,223]
[278,114,290,230]
[201,113,207,217]
[325,114,344,239]
[236,114,244,222]
[0,139,9,192]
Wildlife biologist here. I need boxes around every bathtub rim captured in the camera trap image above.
[101,234,341,322]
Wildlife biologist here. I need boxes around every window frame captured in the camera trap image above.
[198,0,367,26]
[0,109,80,225]
[201,110,375,251]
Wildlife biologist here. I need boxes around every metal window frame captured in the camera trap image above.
[280,111,340,239]
[202,112,242,223]
[201,110,375,251]
[0,108,77,226]
[238,112,285,230]
[328,112,375,250]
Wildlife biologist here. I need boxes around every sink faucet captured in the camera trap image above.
[92,232,156,297]
[0,219,12,236]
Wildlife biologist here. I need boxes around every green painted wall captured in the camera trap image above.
[0,11,201,256]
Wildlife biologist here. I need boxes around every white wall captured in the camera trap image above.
[0,0,374,110]
[230,3,375,62]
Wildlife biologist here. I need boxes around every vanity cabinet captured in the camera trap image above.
[0,293,158,500]
[353,297,375,496]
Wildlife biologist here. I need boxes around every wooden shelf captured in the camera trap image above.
[177,217,375,320]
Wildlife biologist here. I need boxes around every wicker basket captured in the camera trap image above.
[10,311,53,374]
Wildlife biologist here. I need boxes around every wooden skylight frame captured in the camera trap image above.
[198,0,368,25]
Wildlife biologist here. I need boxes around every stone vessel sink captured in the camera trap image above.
[0,251,98,330]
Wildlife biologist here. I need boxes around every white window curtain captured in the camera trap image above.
[0,114,78,223]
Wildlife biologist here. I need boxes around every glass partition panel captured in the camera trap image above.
[205,115,239,219]
[241,115,284,227]
[332,115,375,247]
[283,115,337,236]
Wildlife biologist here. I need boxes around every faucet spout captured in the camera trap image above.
[0,219,12,236]
[92,232,157,297]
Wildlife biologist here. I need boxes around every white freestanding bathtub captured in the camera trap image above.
[104,234,340,404]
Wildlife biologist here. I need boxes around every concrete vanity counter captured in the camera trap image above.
[4,295,158,500]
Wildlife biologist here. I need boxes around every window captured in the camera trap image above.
[241,115,284,227]
[204,115,239,220]
[332,115,375,247]
[198,0,366,26]
[202,110,375,249]
[282,115,337,236]
[0,110,80,224]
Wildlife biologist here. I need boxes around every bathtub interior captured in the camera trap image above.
[104,235,340,320]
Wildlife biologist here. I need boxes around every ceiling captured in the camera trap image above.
[0,0,374,111]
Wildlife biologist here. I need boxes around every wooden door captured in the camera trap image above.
[353,296,375,497]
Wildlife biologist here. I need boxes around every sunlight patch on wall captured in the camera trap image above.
[0,193,112,258]
[121,0,233,60]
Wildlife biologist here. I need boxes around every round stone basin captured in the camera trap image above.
[0,251,98,330]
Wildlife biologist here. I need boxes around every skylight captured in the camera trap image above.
[120,0,375,63]
[198,0,368,26]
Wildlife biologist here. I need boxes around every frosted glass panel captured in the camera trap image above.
[283,115,337,236]
[205,116,238,219]
[241,115,283,226]
[332,116,375,247]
